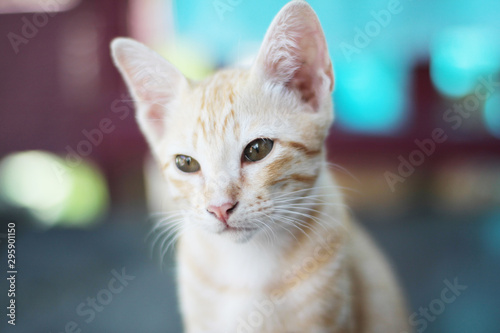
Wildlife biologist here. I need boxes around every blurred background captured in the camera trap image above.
[1,0,499,332]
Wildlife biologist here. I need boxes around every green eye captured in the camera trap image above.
[243,138,274,162]
[175,155,200,173]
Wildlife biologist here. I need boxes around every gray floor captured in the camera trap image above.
[1,209,499,333]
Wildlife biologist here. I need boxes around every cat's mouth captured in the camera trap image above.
[221,225,257,233]
[218,224,260,243]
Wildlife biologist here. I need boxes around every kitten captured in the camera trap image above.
[111,1,410,332]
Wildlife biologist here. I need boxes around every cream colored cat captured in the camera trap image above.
[111,1,410,332]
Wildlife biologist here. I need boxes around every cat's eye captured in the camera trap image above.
[243,138,274,162]
[175,155,200,173]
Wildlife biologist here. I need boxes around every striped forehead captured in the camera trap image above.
[191,70,248,148]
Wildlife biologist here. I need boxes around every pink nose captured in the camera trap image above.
[207,202,238,224]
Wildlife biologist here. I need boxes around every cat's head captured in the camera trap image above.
[111,0,334,243]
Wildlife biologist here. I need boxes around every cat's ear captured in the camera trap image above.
[110,38,187,148]
[253,0,334,111]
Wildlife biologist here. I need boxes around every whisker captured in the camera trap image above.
[324,161,360,184]
[146,211,185,239]
[262,212,296,242]
[274,214,315,243]
[272,186,334,199]
[273,208,331,233]
[153,219,185,263]
[147,214,185,246]
[253,218,274,246]
[160,225,186,269]
[282,201,348,208]
[278,204,347,223]
[273,193,343,205]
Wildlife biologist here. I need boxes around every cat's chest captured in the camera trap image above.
[176,228,348,332]
[177,230,281,289]
[176,232,282,330]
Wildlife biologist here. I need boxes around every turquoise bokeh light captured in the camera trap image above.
[334,56,407,135]
[431,28,500,98]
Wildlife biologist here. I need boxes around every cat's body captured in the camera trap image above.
[177,168,408,333]
[111,1,410,332]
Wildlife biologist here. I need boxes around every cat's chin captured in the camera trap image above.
[218,227,259,244]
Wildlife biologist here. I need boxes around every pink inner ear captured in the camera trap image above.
[111,38,186,146]
[145,104,167,140]
[132,73,177,142]
[287,30,332,111]
[257,4,334,111]
[288,64,318,108]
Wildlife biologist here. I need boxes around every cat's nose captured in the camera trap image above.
[207,201,238,224]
